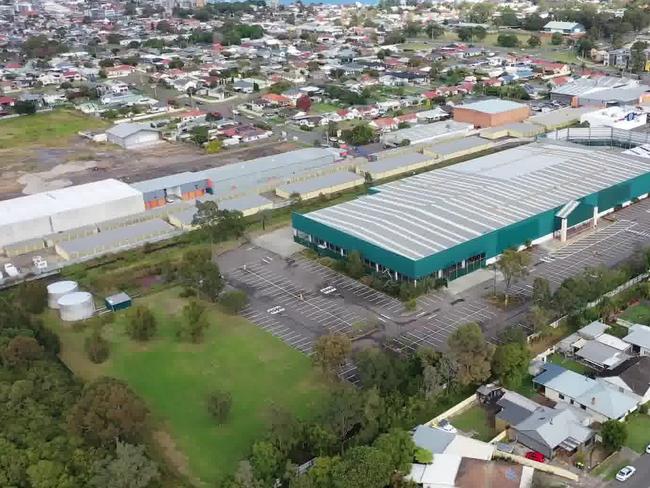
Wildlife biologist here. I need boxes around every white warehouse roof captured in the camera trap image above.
[0,179,145,248]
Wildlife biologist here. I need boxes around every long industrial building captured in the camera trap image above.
[292,142,650,282]
[0,179,145,248]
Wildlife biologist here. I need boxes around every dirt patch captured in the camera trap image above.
[152,429,196,484]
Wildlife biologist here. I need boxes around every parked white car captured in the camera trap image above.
[437,419,457,434]
[615,465,636,482]
[645,444,650,454]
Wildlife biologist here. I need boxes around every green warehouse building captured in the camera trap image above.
[292,142,650,282]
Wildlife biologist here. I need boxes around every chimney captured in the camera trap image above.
[591,397,596,406]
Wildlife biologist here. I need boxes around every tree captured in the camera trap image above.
[491,342,529,388]
[457,27,473,42]
[342,123,375,145]
[527,35,541,48]
[551,32,563,45]
[630,41,648,73]
[178,300,209,343]
[207,390,232,424]
[447,323,494,386]
[91,441,159,488]
[206,139,222,153]
[523,14,546,31]
[497,33,520,48]
[345,250,365,279]
[575,38,594,58]
[13,100,37,115]
[331,446,393,488]
[156,20,174,33]
[373,429,415,473]
[2,336,43,367]
[219,290,248,314]
[191,126,209,145]
[85,331,110,364]
[296,94,312,112]
[532,277,552,307]
[313,333,351,374]
[250,440,285,483]
[126,305,157,341]
[528,304,552,332]
[177,247,225,300]
[498,248,531,306]
[498,7,519,27]
[192,200,246,244]
[425,22,444,39]
[468,2,494,23]
[404,21,422,37]
[15,281,47,314]
[414,447,432,464]
[601,420,627,451]
[68,377,148,446]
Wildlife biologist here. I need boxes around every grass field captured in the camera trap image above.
[450,405,496,442]
[547,353,592,375]
[624,413,650,453]
[45,287,330,485]
[620,303,650,325]
[311,102,340,114]
[0,109,109,149]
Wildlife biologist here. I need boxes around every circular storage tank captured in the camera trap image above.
[58,292,95,322]
[47,280,78,309]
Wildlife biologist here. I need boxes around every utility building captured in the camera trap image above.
[292,142,650,282]
[453,99,530,128]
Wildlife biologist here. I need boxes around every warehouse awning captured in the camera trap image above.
[555,200,579,219]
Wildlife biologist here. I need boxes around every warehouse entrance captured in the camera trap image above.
[441,252,486,281]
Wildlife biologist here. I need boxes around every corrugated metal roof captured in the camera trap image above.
[300,142,650,260]
[456,99,527,114]
[277,171,363,195]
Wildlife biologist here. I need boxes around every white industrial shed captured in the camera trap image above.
[106,123,161,149]
[0,179,145,248]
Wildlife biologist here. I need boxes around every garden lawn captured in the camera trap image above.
[45,287,330,485]
[624,413,650,453]
[547,353,592,375]
[311,102,340,114]
[0,109,109,149]
[450,405,495,442]
[620,303,650,325]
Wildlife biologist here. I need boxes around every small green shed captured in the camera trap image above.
[105,292,132,312]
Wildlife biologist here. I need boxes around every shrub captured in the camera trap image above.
[85,331,110,364]
[219,290,248,314]
[125,305,157,341]
[207,390,232,424]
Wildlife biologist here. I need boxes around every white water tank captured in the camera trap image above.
[58,292,95,321]
[47,280,78,309]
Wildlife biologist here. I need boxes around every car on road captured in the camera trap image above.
[646,444,650,454]
[4,263,19,277]
[524,451,545,463]
[232,109,240,115]
[615,465,636,482]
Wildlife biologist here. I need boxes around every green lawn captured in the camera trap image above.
[0,109,109,149]
[311,102,339,114]
[44,287,330,485]
[624,413,650,453]
[450,405,496,442]
[547,353,592,375]
[620,303,650,325]
[513,375,538,399]
[593,459,631,480]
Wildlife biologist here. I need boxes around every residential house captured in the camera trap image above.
[623,324,650,356]
[260,93,292,107]
[602,356,650,404]
[533,364,639,422]
[558,321,632,370]
[106,123,161,149]
[412,424,494,461]
[179,109,206,124]
[105,65,135,79]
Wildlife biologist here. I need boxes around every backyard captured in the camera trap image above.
[547,352,593,375]
[450,405,496,442]
[620,302,650,325]
[44,287,331,485]
[0,109,109,150]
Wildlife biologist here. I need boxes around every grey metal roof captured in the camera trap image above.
[623,324,650,349]
[381,121,473,145]
[412,424,455,454]
[529,107,594,129]
[106,122,158,138]
[514,406,592,450]
[427,135,489,156]
[456,99,527,114]
[302,142,650,260]
[277,171,363,195]
[57,219,175,256]
[106,292,131,305]
[131,171,203,194]
[362,152,431,175]
[575,341,629,368]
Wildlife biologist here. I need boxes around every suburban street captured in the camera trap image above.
[605,455,650,488]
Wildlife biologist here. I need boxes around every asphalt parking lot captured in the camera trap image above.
[220,197,650,370]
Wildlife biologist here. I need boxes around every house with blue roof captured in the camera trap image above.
[533,364,639,423]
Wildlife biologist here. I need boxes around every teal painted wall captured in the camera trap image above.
[292,172,650,280]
